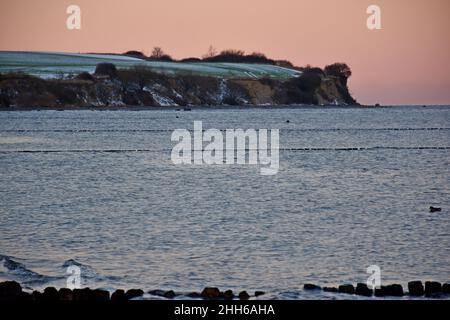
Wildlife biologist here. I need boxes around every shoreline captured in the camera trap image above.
[0,104,446,112]
[1,281,449,301]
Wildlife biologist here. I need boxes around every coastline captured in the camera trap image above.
[1,281,449,301]
[0,104,443,112]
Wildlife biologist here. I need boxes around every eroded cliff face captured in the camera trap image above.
[0,68,357,108]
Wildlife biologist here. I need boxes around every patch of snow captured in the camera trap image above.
[143,86,178,106]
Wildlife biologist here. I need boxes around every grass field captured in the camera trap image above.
[0,51,301,79]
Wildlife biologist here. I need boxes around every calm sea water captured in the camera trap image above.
[0,106,449,299]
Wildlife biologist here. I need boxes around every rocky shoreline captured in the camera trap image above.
[1,280,449,301]
[0,62,358,109]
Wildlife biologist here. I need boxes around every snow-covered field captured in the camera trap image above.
[0,51,301,79]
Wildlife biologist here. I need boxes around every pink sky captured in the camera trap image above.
[1,0,449,105]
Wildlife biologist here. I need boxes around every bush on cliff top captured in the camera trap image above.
[324,63,352,84]
[94,63,118,78]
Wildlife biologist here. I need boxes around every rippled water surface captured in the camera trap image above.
[0,106,449,299]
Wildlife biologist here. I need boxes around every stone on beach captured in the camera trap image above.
[408,281,424,296]
[91,289,110,301]
[238,291,250,300]
[425,281,442,296]
[254,291,266,297]
[443,283,450,294]
[304,284,321,290]
[73,288,93,301]
[148,289,176,298]
[323,287,338,293]
[338,284,355,294]
[0,281,22,300]
[355,283,373,296]
[375,284,404,297]
[58,288,73,301]
[374,287,385,297]
[386,284,404,296]
[201,287,221,299]
[43,287,59,301]
[223,290,234,300]
[186,292,202,298]
[125,288,144,300]
[32,290,43,300]
[111,289,126,301]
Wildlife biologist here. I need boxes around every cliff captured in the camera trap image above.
[0,64,358,108]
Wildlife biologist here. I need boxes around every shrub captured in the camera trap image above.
[94,63,118,78]
[302,66,325,76]
[180,57,202,63]
[275,60,294,68]
[124,50,146,58]
[148,47,174,61]
[75,72,94,81]
[202,49,275,64]
[118,66,166,90]
[324,63,352,84]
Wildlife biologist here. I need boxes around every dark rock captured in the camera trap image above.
[32,290,43,301]
[338,284,355,294]
[71,288,85,300]
[164,290,176,299]
[223,290,234,300]
[238,291,250,300]
[323,287,338,293]
[254,291,265,297]
[125,288,144,300]
[148,289,166,297]
[58,288,73,301]
[201,287,220,299]
[148,289,176,298]
[429,206,442,212]
[19,291,32,301]
[374,287,385,297]
[355,283,373,296]
[75,72,94,81]
[42,287,59,301]
[304,284,321,290]
[186,292,201,298]
[408,281,424,296]
[442,283,450,294]
[425,281,442,297]
[384,284,404,296]
[0,281,22,300]
[94,63,118,78]
[73,288,93,301]
[111,289,126,302]
[91,289,110,301]
[286,120,290,123]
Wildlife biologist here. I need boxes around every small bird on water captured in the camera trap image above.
[429,206,442,212]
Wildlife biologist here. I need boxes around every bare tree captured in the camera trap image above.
[202,45,217,59]
[150,47,165,59]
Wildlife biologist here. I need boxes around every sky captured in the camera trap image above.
[0,0,449,105]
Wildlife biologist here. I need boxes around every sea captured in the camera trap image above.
[0,106,449,299]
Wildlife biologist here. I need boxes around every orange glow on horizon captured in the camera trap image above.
[0,0,449,105]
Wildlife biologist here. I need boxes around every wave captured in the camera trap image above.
[0,255,120,290]
[0,254,61,286]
